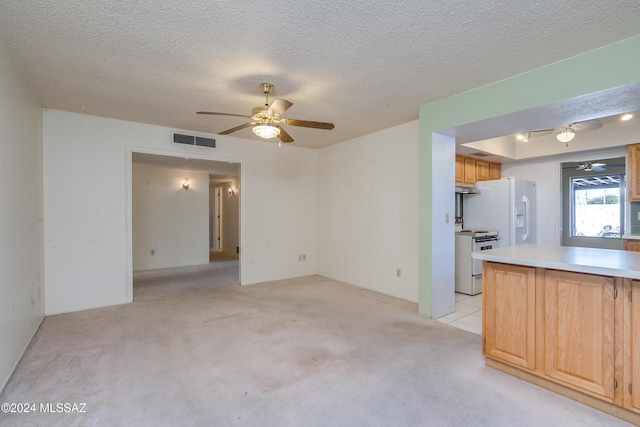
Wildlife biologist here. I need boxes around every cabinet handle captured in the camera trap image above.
[630,383,633,395]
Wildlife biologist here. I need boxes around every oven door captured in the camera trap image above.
[472,239,497,276]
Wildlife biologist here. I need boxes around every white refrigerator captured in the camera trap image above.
[463,177,536,247]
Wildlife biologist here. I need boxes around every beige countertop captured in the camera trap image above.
[472,244,640,280]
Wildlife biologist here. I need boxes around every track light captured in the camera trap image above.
[516,131,530,142]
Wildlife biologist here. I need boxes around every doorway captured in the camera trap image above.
[129,151,242,300]
[209,176,240,262]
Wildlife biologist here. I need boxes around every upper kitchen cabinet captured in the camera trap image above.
[490,163,501,180]
[628,144,640,201]
[475,160,490,181]
[455,155,501,185]
[455,156,465,183]
[464,157,476,184]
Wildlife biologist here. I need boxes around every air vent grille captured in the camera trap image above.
[173,133,216,149]
[195,137,216,148]
[173,133,195,145]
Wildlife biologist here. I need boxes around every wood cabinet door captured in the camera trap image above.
[628,144,640,201]
[483,262,536,370]
[624,280,640,413]
[489,163,501,180]
[463,158,476,184]
[475,160,490,181]
[455,156,464,183]
[624,240,640,252]
[544,270,615,400]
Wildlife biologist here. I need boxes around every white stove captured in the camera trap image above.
[456,229,498,239]
[455,229,498,295]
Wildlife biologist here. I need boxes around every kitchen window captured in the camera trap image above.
[562,157,625,249]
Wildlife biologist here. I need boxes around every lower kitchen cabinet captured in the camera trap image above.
[544,270,615,400]
[625,279,640,414]
[483,262,640,422]
[483,262,536,370]
[624,239,640,252]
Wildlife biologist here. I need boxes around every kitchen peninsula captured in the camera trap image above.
[473,244,640,425]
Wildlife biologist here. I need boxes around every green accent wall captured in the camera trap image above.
[418,35,640,318]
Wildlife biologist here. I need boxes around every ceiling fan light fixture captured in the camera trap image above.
[621,113,633,121]
[557,128,575,145]
[253,123,280,139]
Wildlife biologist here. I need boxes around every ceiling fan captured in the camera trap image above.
[518,119,603,146]
[576,161,606,172]
[197,83,335,146]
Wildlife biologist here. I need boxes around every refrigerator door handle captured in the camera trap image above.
[522,195,530,242]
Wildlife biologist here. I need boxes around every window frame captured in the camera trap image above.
[561,157,625,250]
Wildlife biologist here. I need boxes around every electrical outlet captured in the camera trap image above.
[396,268,401,277]
[302,254,306,261]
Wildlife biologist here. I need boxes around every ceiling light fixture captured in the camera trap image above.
[556,127,575,146]
[621,114,633,121]
[253,123,280,139]
[516,131,530,142]
[182,178,190,190]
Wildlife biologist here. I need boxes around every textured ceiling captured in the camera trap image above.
[1,1,640,148]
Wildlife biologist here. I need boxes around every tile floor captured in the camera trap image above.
[436,292,482,335]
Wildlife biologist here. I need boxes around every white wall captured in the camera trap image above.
[501,146,628,245]
[132,165,210,271]
[0,42,44,392]
[43,110,318,314]
[317,121,419,303]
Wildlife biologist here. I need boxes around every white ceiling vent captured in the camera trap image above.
[173,133,216,148]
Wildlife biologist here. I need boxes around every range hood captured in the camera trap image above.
[455,185,479,194]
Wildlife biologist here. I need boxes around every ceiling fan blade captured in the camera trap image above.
[276,125,294,143]
[281,118,335,130]
[529,128,555,137]
[575,119,603,131]
[219,122,255,135]
[196,111,254,119]
[266,99,293,117]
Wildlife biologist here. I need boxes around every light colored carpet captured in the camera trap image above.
[0,270,632,426]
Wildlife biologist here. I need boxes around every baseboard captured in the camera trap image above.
[0,315,45,396]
